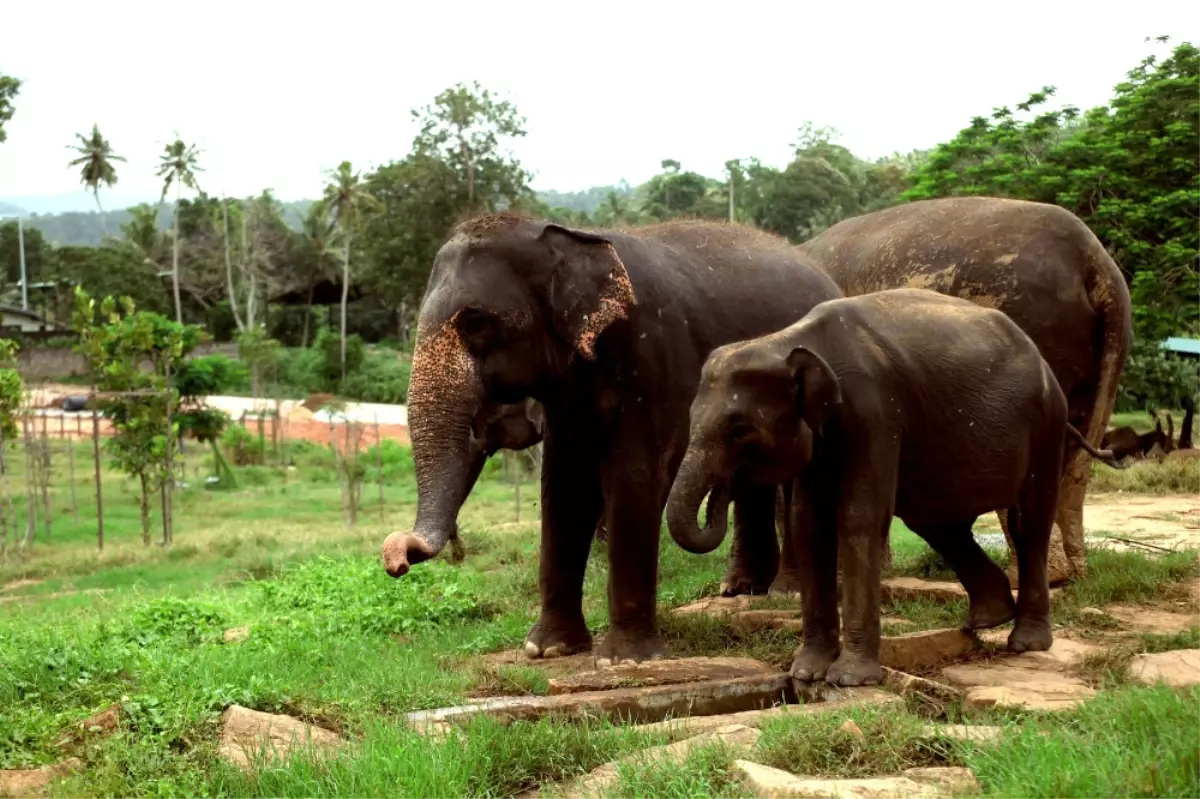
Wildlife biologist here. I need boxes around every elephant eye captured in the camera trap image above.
[457,308,498,343]
[729,420,758,444]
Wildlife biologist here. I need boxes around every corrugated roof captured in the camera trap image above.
[1162,337,1200,356]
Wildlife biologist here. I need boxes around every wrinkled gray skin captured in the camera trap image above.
[769,197,1133,587]
[668,289,1090,686]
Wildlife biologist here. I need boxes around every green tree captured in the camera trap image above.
[411,81,531,213]
[0,220,49,296]
[0,73,19,144]
[291,199,337,347]
[323,161,380,384]
[0,339,22,443]
[903,38,1199,408]
[67,125,126,237]
[73,290,205,545]
[156,135,203,324]
[639,161,723,221]
[53,244,167,314]
[120,203,168,274]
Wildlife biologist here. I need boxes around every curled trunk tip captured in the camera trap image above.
[666,448,732,554]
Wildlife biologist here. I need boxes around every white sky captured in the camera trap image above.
[0,0,1194,209]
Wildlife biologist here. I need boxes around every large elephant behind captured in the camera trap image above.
[382,214,841,665]
[792,196,1132,584]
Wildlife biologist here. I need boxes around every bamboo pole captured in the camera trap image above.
[374,414,384,525]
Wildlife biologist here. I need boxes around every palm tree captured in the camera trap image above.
[68,125,125,237]
[297,200,336,347]
[322,161,380,384]
[156,135,203,323]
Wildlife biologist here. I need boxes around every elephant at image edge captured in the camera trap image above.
[381,214,841,665]
[667,289,1122,685]
[790,196,1133,585]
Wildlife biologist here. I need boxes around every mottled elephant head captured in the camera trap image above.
[666,340,841,554]
[381,217,636,577]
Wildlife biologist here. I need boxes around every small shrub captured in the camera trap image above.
[315,328,365,387]
[254,556,495,637]
[343,352,411,403]
[223,424,264,466]
[127,597,229,646]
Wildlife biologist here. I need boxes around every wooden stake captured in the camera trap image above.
[91,385,104,552]
[328,417,348,526]
[38,418,52,538]
[374,414,384,525]
[20,414,37,557]
[0,424,9,561]
[163,358,175,546]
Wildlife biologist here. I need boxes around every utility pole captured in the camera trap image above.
[0,214,27,309]
[17,216,27,310]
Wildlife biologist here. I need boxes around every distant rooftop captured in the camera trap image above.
[0,304,46,322]
[1162,337,1200,356]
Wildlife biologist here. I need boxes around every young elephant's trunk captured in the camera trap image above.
[381,318,482,577]
[666,444,732,554]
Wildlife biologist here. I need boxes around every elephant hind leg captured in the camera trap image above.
[1006,489,1057,654]
[999,509,1072,587]
[913,520,1015,630]
[721,482,780,596]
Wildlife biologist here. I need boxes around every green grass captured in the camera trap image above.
[1,438,1198,797]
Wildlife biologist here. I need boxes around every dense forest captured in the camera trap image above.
[0,40,1196,410]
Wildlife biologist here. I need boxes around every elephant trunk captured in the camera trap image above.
[381,317,482,577]
[666,443,732,554]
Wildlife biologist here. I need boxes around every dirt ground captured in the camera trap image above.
[1081,495,1199,551]
[973,494,1199,553]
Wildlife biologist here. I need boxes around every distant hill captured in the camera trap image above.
[538,181,634,214]
[5,199,316,246]
[3,186,631,245]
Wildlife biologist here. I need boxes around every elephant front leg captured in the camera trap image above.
[721,483,780,596]
[790,478,841,682]
[825,474,891,687]
[524,441,602,659]
[595,476,667,666]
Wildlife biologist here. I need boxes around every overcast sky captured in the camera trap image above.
[0,0,1193,209]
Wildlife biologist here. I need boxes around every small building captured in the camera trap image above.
[1162,337,1200,359]
[0,304,52,333]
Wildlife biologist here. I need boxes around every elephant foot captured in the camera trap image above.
[768,569,805,599]
[720,564,773,597]
[1008,616,1053,654]
[966,589,1017,630]
[594,626,666,668]
[523,613,592,659]
[825,651,883,687]
[790,642,839,683]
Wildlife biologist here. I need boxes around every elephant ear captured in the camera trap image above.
[539,224,637,360]
[787,346,842,432]
[523,398,546,438]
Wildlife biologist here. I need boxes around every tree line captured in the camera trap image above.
[0,39,1196,409]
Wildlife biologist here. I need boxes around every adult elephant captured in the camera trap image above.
[381,214,841,664]
[789,196,1132,584]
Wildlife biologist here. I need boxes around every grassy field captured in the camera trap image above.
[0,439,1197,798]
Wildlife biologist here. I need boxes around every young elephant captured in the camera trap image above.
[666,288,1118,686]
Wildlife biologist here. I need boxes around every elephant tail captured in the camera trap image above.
[1066,423,1126,469]
[1079,237,1134,463]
